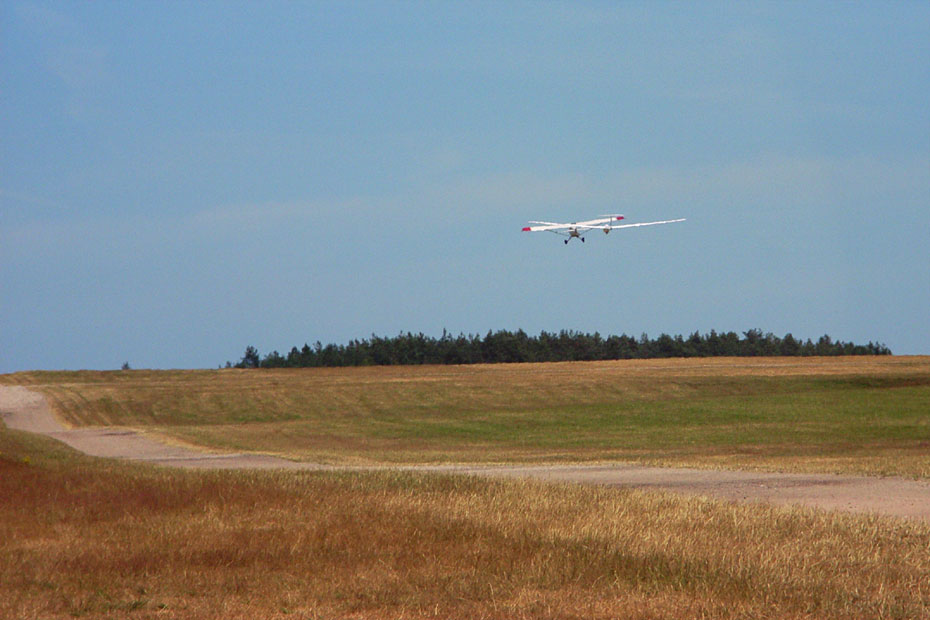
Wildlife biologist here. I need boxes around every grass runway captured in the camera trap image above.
[6,356,929,476]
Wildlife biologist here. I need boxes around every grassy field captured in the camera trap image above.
[2,426,929,619]
[4,356,929,477]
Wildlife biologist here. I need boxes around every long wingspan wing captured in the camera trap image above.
[522,223,570,232]
[609,218,686,230]
[527,220,567,226]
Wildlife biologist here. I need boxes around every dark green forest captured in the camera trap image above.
[231,329,892,369]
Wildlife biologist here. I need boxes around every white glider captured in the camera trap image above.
[522,215,685,244]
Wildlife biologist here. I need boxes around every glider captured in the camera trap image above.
[522,215,685,244]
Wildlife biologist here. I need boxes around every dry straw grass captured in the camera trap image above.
[2,428,929,619]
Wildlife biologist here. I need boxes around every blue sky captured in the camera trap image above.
[2,1,928,372]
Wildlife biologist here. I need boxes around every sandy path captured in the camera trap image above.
[0,386,323,470]
[2,386,929,521]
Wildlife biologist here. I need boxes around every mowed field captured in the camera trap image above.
[5,356,930,476]
[2,357,930,619]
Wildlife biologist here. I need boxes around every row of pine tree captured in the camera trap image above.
[232,329,891,368]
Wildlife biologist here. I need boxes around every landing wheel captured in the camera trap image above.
[581,238,585,243]
[564,239,569,244]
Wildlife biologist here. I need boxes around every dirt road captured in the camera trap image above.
[3,385,928,521]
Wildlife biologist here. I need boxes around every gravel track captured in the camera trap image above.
[3,385,928,521]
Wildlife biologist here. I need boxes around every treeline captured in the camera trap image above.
[231,329,892,368]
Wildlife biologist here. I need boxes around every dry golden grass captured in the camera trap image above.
[2,427,929,620]
[4,356,930,477]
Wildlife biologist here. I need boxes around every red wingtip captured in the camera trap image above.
[616,216,624,220]
[522,227,531,231]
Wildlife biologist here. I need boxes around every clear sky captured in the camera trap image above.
[2,1,928,372]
